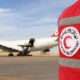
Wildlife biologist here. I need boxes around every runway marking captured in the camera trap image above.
[0,76,26,80]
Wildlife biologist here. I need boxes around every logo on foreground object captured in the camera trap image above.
[60,27,80,57]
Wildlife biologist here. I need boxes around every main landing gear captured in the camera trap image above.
[8,52,14,56]
[17,51,32,56]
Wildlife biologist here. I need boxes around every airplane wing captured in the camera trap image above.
[0,45,19,52]
[0,38,34,52]
[0,40,24,52]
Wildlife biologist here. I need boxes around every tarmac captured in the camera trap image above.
[0,53,59,80]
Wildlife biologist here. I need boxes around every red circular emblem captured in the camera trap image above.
[59,27,80,57]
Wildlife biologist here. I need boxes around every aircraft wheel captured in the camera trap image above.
[17,54,20,56]
[17,52,22,56]
[17,53,22,56]
[22,54,27,56]
[17,53,26,56]
[8,54,14,56]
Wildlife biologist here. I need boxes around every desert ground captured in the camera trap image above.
[0,52,59,80]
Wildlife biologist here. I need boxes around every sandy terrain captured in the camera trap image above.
[0,51,59,56]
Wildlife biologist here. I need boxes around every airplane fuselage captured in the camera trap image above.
[0,37,58,52]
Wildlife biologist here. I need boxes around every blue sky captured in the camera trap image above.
[0,0,77,40]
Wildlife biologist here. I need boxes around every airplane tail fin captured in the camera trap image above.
[51,31,58,37]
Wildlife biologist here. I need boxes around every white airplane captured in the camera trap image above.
[0,31,58,56]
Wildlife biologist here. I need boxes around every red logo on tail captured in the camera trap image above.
[51,31,58,37]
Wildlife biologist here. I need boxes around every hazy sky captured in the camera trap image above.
[0,0,77,53]
[0,0,77,40]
